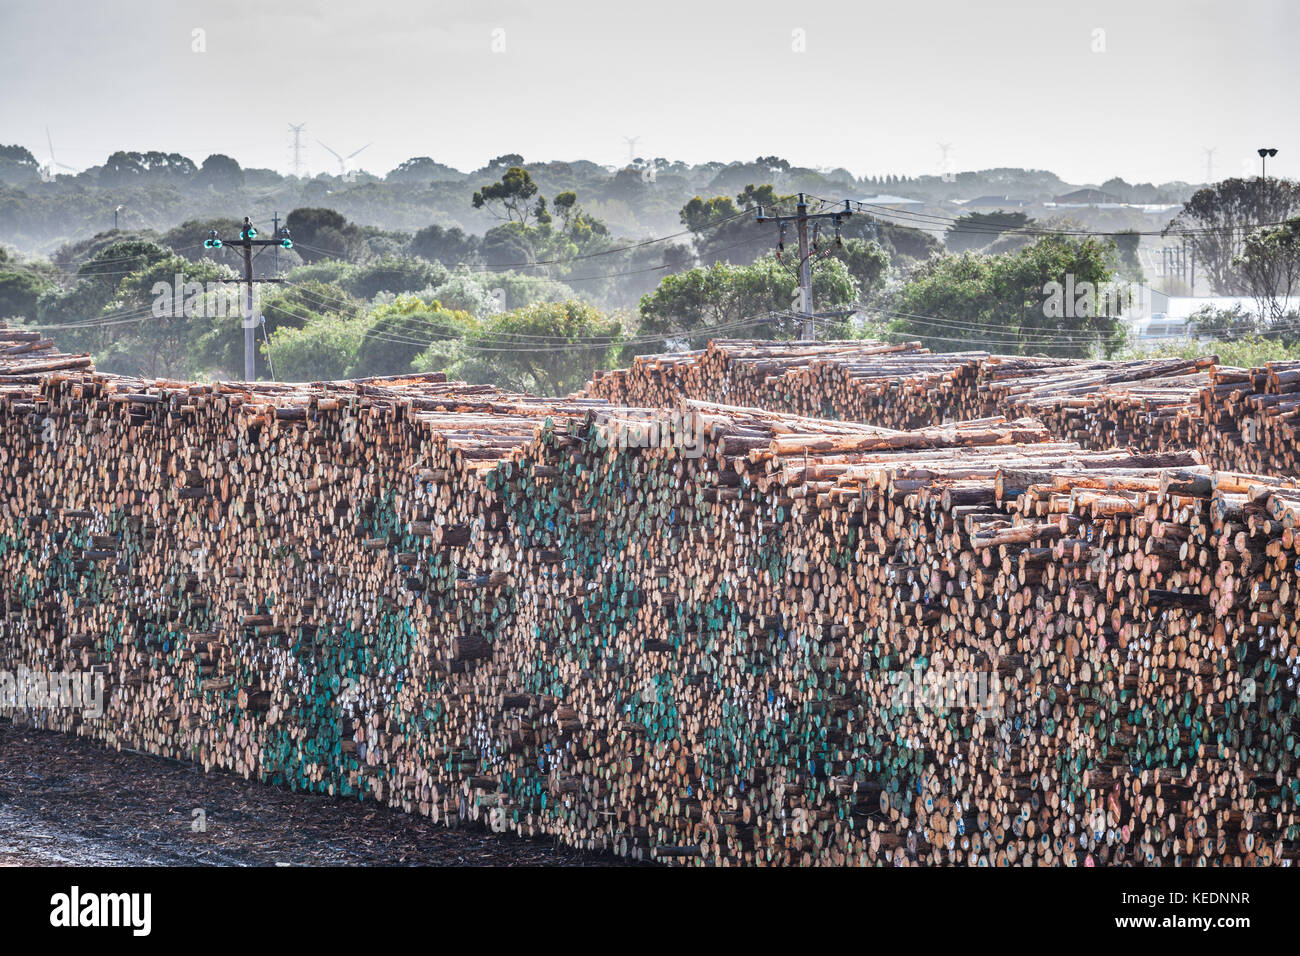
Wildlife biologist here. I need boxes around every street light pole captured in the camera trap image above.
[1257,147,1278,226]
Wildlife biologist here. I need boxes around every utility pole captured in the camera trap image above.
[795,195,812,331]
[203,216,293,381]
[756,194,853,340]
[272,211,281,276]
[240,237,255,381]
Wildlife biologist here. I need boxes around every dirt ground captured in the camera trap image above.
[0,721,636,866]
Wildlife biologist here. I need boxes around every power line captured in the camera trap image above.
[6,244,209,280]
[201,216,294,380]
[821,195,1296,239]
[860,310,1131,347]
[285,196,798,275]
[352,312,806,354]
[16,285,257,331]
[281,236,762,309]
[19,303,162,330]
[18,293,799,355]
[728,304,1131,349]
[279,280,705,346]
[755,193,854,339]
[849,303,1300,349]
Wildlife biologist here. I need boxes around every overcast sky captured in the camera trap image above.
[2,0,1295,185]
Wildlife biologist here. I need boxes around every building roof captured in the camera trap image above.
[850,194,924,207]
[1051,187,1124,204]
[957,195,1031,207]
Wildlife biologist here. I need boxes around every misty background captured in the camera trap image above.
[1,0,1297,391]
[2,0,1295,184]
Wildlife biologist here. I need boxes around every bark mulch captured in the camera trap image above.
[0,721,640,867]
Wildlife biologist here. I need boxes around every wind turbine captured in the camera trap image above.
[316,140,371,180]
[622,136,640,166]
[937,142,955,182]
[41,127,76,182]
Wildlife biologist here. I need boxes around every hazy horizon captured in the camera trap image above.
[2,0,1296,185]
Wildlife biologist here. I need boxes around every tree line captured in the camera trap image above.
[2,165,1298,391]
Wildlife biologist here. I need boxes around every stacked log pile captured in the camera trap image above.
[1197,361,1300,477]
[590,343,1299,474]
[968,355,1214,455]
[2,356,1297,865]
[1,322,94,382]
[589,339,981,429]
[493,400,1298,865]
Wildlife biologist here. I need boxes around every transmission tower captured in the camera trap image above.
[288,123,306,177]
